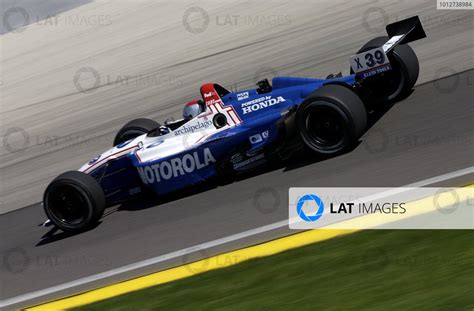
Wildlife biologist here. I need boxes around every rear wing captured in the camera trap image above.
[383,16,427,53]
[350,16,426,78]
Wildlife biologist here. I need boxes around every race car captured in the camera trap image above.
[43,16,426,233]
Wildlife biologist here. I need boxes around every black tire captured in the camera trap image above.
[113,118,160,146]
[354,36,419,102]
[296,84,367,155]
[43,171,106,233]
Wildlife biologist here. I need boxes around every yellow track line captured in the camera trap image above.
[26,186,473,310]
[323,187,473,229]
[27,229,357,310]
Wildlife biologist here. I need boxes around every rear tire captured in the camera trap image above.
[43,171,105,233]
[113,118,160,146]
[354,36,419,102]
[296,84,367,155]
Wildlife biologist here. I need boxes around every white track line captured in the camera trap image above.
[1,166,473,308]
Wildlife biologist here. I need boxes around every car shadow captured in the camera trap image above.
[37,96,403,244]
[36,222,102,246]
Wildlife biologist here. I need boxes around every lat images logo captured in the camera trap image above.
[296,194,324,222]
[289,187,472,230]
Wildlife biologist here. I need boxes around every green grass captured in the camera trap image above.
[74,230,474,311]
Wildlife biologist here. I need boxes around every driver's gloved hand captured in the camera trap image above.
[159,126,171,135]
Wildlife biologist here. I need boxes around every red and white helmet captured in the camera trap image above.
[183,99,205,119]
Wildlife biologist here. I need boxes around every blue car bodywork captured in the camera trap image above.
[43,15,427,232]
[83,75,356,203]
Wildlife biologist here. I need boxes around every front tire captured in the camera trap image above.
[296,84,367,155]
[43,171,106,233]
[113,118,160,146]
[354,36,419,102]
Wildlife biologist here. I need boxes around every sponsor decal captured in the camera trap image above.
[174,120,213,136]
[206,99,218,105]
[246,148,261,157]
[350,47,391,78]
[233,153,265,170]
[230,153,243,164]
[204,92,214,98]
[88,154,101,165]
[147,139,164,149]
[137,148,216,184]
[237,92,249,101]
[241,96,285,114]
[249,130,269,145]
[116,139,132,148]
[249,133,263,144]
[129,187,142,195]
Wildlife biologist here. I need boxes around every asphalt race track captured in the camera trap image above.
[1,70,473,308]
[1,0,473,214]
[0,0,473,309]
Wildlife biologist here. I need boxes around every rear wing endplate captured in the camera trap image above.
[383,16,427,53]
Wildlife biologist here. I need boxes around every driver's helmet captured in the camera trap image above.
[183,99,205,119]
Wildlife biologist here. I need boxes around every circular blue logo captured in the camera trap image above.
[147,139,164,149]
[296,194,324,222]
